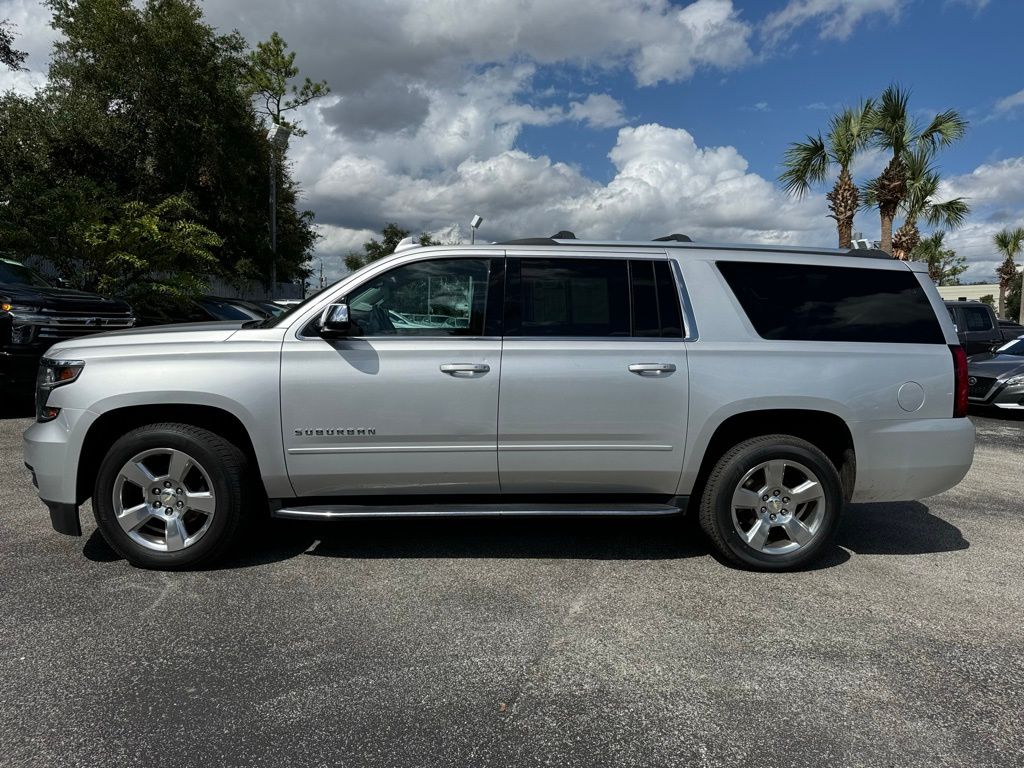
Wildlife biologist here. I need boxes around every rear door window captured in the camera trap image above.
[716,261,944,344]
[505,258,630,337]
[504,257,684,338]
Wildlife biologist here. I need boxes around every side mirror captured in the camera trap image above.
[991,344,1003,354]
[319,302,351,336]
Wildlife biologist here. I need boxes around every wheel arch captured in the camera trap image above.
[76,404,265,504]
[686,408,856,505]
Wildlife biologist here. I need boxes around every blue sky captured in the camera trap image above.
[519,1,1018,185]
[1,0,1021,281]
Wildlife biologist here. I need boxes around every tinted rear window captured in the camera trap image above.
[717,262,944,344]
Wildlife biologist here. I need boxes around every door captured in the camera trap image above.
[281,255,504,496]
[497,255,690,494]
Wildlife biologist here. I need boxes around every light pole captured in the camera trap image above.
[470,214,483,245]
[268,123,291,298]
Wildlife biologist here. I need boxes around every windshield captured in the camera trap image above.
[199,298,264,321]
[996,337,1024,356]
[0,259,51,287]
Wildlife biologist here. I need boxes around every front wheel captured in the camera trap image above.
[699,435,843,571]
[93,423,252,569]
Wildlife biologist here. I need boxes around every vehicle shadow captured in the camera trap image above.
[82,500,966,570]
[0,396,34,419]
[837,500,968,556]
[969,404,1024,422]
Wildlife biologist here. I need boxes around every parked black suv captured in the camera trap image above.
[1,258,134,391]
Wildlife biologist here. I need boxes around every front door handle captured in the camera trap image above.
[628,363,676,376]
[440,363,490,376]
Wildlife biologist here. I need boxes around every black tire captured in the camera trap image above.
[698,435,843,571]
[93,423,252,570]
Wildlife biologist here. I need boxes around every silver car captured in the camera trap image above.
[24,235,975,572]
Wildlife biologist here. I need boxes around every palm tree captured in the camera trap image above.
[779,100,873,248]
[908,231,966,286]
[888,148,969,260]
[994,227,1024,320]
[866,85,967,255]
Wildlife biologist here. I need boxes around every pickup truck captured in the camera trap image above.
[944,300,1023,356]
[1,258,134,392]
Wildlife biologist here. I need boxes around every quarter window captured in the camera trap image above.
[346,258,492,336]
[717,261,945,344]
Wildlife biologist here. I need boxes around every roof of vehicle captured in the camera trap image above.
[404,231,893,261]
[943,299,994,306]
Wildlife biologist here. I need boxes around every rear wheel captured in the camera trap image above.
[699,435,843,570]
[93,423,252,569]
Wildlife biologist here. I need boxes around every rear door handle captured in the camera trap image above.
[628,363,676,376]
[440,363,490,376]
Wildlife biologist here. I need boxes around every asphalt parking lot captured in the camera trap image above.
[1,410,1022,768]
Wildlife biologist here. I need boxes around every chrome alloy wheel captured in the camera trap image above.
[730,459,826,556]
[112,448,216,552]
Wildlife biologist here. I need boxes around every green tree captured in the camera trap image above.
[908,231,966,286]
[77,195,221,303]
[865,85,967,256]
[244,31,329,136]
[779,100,873,248]
[994,227,1024,320]
[979,294,995,310]
[344,224,440,273]
[0,0,317,293]
[1008,275,1022,324]
[887,148,969,260]
[0,19,27,70]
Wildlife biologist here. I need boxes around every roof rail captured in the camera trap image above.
[498,237,561,246]
[495,234,896,261]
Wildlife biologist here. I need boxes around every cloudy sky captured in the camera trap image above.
[2,0,1021,282]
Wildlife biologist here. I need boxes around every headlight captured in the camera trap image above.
[35,358,85,423]
[2,303,37,313]
[1005,374,1024,387]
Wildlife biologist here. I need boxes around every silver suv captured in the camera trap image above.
[23,235,976,571]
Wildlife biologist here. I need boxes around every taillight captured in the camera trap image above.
[950,344,968,418]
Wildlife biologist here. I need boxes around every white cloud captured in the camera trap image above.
[762,0,906,44]
[303,121,840,282]
[993,88,1024,116]
[0,0,58,94]
[935,158,1024,281]
[567,94,628,128]
[940,157,1024,208]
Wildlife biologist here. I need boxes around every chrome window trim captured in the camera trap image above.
[669,257,699,341]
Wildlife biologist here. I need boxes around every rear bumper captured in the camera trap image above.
[850,417,975,502]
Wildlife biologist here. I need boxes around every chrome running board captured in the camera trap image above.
[272,502,682,520]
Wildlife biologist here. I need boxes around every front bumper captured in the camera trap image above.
[968,381,1024,410]
[23,408,97,536]
[849,417,975,503]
